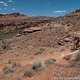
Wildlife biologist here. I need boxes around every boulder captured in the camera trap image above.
[23,27,42,34]
[16,34,21,37]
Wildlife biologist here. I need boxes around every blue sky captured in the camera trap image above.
[0,0,80,17]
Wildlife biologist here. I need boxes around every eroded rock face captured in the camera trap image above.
[22,27,42,35]
[0,9,80,35]
[0,13,54,34]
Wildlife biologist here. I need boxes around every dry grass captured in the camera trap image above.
[2,66,14,74]
[32,60,45,72]
[75,53,80,62]
[23,68,35,77]
[63,55,71,60]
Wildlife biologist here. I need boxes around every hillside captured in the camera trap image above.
[0,13,54,34]
[0,10,80,80]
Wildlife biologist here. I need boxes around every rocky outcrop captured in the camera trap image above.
[22,27,42,34]
[0,13,54,34]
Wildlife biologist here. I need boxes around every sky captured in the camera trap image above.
[0,0,80,17]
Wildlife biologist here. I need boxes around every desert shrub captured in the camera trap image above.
[63,55,71,60]
[8,59,21,68]
[45,58,56,65]
[23,60,45,77]
[15,77,21,80]
[0,40,11,51]
[2,66,14,74]
[66,59,76,68]
[32,61,45,72]
[23,68,35,77]
[12,62,21,68]
[35,48,45,55]
[66,53,80,67]
[75,53,80,62]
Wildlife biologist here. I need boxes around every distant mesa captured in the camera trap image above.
[0,13,26,17]
[9,13,26,17]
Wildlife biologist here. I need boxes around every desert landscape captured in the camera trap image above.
[0,9,80,80]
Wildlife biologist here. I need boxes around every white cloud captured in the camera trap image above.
[0,1,8,6]
[12,8,16,11]
[8,0,13,3]
[0,0,16,12]
[53,10,67,13]
[8,0,14,4]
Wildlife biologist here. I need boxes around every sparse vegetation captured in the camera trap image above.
[0,40,11,51]
[75,53,80,62]
[32,60,45,72]
[8,59,21,68]
[35,48,45,55]
[2,66,14,74]
[12,62,21,68]
[15,77,21,80]
[23,68,35,77]
[0,10,80,80]
[45,58,56,65]
[63,55,71,60]
[22,60,45,77]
